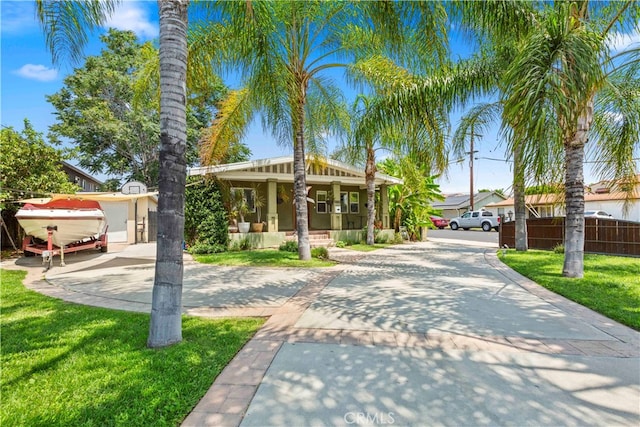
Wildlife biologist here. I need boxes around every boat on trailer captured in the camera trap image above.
[16,199,108,268]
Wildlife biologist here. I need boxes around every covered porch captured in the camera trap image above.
[188,156,402,246]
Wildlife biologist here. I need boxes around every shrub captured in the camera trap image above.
[311,247,329,259]
[230,238,253,252]
[374,233,389,244]
[335,240,347,248]
[185,177,228,249]
[189,243,227,255]
[195,212,229,247]
[393,232,404,244]
[279,240,298,253]
[553,243,565,254]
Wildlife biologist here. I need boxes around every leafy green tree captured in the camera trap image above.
[0,120,79,210]
[378,157,444,238]
[47,29,224,188]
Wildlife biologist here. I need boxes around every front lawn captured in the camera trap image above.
[193,249,336,267]
[499,250,640,330]
[1,269,264,427]
[344,243,392,252]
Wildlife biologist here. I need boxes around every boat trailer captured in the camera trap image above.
[22,226,108,270]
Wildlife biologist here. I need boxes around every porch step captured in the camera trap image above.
[284,233,334,248]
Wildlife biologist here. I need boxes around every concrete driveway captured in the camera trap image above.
[5,240,639,426]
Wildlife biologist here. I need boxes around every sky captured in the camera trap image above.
[1,1,638,195]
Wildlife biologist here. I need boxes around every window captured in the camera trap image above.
[349,192,359,214]
[472,212,479,218]
[340,192,349,213]
[481,211,493,216]
[231,187,256,212]
[316,191,327,214]
[462,212,471,218]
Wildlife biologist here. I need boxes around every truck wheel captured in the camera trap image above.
[450,222,459,230]
[482,222,491,232]
[100,245,108,253]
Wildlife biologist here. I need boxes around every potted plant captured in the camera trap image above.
[232,189,251,233]
[251,184,266,232]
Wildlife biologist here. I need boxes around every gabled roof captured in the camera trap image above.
[188,156,403,186]
[432,191,506,209]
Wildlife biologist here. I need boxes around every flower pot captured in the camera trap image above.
[250,222,264,232]
[238,222,250,233]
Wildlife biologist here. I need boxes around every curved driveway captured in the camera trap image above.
[7,240,639,426]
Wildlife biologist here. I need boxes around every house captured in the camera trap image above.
[62,161,103,192]
[485,191,640,222]
[188,156,403,247]
[432,191,507,219]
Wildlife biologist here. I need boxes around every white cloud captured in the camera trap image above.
[607,30,640,53]
[14,64,58,82]
[0,2,38,34]
[104,2,158,39]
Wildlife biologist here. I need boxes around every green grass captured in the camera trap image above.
[499,250,640,330]
[193,249,336,267]
[1,269,264,427]
[346,243,392,252]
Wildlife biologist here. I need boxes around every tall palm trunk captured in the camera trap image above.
[562,101,592,278]
[293,80,311,260]
[148,0,189,348]
[365,145,376,245]
[513,144,528,251]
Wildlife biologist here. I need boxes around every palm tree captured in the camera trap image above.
[146,0,190,347]
[196,0,429,259]
[36,0,192,346]
[335,91,448,245]
[502,0,640,278]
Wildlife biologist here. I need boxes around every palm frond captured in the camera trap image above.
[36,0,119,64]
[200,88,255,166]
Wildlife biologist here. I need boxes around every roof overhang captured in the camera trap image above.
[188,156,403,187]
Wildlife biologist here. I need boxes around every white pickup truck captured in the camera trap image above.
[449,209,500,232]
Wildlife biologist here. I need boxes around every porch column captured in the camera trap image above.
[380,183,390,229]
[266,179,279,232]
[330,181,342,230]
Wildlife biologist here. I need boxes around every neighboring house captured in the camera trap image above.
[485,191,640,222]
[432,191,507,219]
[485,194,565,220]
[188,156,403,246]
[62,161,103,192]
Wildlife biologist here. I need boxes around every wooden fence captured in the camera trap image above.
[499,217,640,256]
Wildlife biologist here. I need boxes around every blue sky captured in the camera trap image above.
[2,1,637,194]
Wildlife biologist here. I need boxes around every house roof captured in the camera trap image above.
[188,156,403,187]
[432,191,506,209]
[61,161,103,185]
[485,191,639,208]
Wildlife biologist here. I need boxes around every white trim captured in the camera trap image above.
[188,156,403,186]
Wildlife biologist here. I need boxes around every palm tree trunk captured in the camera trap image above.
[293,84,311,260]
[513,144,528,251]
[148,0,189,348]
[562,102,592,278]
[365,145,376,245]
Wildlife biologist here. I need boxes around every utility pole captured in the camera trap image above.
[466,132,480,211]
